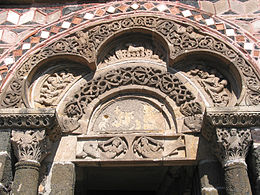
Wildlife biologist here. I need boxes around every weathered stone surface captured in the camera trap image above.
[54,136,77,162]
[248,144,260,195]
[0,129,12,190]
[49,162,75,195]
[224,163,252,195]
[0,108,56,129]
[12,161,40,195]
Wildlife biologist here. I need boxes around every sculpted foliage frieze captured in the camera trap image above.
[1,15,260,109]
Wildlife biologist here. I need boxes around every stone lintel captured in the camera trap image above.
[0,108,56,129]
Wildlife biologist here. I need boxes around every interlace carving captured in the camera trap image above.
[1,16,260,108]
[133,136,164,158]
[186,65,230,106]
[36,70,78,107]
[98,137,127,159]
[215,128,252,166]
[64,66,195,122]
[11,130,47,162]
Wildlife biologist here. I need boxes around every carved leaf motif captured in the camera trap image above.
[11,130,47,162]
[214,128,252,165]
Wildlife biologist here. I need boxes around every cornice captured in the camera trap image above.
[203,106,260,128]
[0,108,56,129]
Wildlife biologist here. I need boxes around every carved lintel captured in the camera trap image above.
[0,108,56,129]
[11,129,48,162]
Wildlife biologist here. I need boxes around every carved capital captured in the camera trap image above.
[215,127,252,167]
[202,107,258,167]
[11,129,48,162]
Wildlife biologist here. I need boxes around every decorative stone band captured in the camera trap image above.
[204,106,260,127]
[0,108,56,129]
[202,107,257,167]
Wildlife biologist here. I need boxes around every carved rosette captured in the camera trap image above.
[11,130,47,162]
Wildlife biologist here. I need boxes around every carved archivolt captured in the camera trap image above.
[60,65,200,132]
[0,15,259,109]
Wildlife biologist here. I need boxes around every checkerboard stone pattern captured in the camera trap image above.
[0,0,259,87]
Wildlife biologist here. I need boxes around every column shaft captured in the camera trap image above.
[224,163,252,195]
[12,161,40,195]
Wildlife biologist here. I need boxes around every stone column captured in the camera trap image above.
[0,129,12,195]
[213,127,252,195]
[11,129,47,195]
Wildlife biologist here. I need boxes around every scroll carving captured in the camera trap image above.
[62,66,195,132]
[186,65,230,106]
[11,130,48,162]
[1,16,260,108]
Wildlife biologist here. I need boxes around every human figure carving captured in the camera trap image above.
[188,66,229,106]
[98,137,127,159]
[133,136,164,158]
[36,71,75,106]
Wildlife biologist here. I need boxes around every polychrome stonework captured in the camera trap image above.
[0,1,259,195]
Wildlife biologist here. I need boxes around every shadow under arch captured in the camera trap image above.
[170,50,244,106]
[96,27,171,66]
[23,54,93,108]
